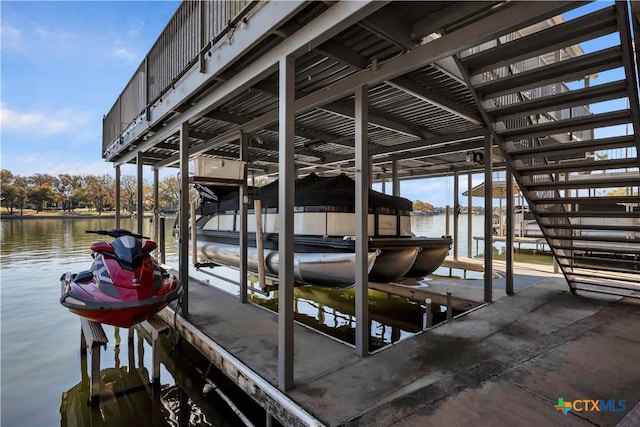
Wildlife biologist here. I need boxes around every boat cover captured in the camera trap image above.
[197,173,413,213]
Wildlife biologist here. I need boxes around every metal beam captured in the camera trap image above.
[278,56,295,391]
[411,1,503,40]
[371,128,486,156]
[467,172,473,256]
[359,8,415,50]
[203,88,348,147]
[616,0,640,167]
[153,167,159,242]
[314,37,477,127]
[383,140,484,163]
[239,133,249,304]
[354,84,369,357]
[453,171,459,260]
[386,77,482,124]
[251,80,428,141]
[392,160,399,197]
[115,165,121,229]
[483,133,493,303]
[506,169,514,296]
[179,122,190,315]
[137,152,144,234]
[318,104,427,139]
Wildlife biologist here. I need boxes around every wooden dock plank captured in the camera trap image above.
[441,256,485,272]
[369,281,482,312]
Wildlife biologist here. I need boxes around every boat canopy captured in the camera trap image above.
[197,173,413,213]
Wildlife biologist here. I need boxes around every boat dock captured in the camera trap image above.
[473,235,549,255]
[160,266,640,426]
[96,1,640,425]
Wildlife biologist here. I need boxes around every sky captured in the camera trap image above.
[0,1,628,207]
[1,0,180,178]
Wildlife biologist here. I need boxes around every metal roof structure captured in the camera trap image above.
[102,2,581,177]
[103,0,640,295]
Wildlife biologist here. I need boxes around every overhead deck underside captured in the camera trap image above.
[103,1,640,295]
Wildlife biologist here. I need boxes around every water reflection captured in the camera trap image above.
[60,328,213,427]
[249,286,458,352]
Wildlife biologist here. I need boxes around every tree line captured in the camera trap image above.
[1,168,443,216]
[0,169,180,215]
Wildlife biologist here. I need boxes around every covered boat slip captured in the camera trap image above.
[193,172,452,286]
[101,0,640,421]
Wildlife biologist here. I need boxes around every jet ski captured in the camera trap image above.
[60,229,181,328]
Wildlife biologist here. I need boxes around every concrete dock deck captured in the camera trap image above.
[164,266,640,426]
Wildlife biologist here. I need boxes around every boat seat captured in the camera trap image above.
[142,240,157,252]
[75,270,94,282]
[91,241,114,254]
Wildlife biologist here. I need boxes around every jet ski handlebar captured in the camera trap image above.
[86,229,150,240]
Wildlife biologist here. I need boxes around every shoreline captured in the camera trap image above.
[0,213,164,220]
[0,214,133,220]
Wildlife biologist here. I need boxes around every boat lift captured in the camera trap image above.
[79,315,169,404]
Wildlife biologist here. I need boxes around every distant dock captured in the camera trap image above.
[473,235,549,255]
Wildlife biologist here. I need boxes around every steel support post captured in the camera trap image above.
[453,170,459,260]
[506,170,515,296]
[115,165,121,229]
[484,134,493,303]
[153,167,160,241]
[239,133,249,303]
[179,121,190,315]
[355,84,370,357]
[137,152,144,234]
[159,217,166,264]
[392,159,399,197]
[278,56,295,391]
[467,172,473,257]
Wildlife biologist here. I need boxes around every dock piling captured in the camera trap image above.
[446,289,453,320]
[423,298,433,330]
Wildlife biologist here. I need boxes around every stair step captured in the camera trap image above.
[517,158,638,175]
[525,175,640,191]
[574,276,640,291]
[487,80,628,122]
[571,271,640,283]
[543,224,640,232]
[564,264,640,276]
[553,244,640,255]
[475,46,623,98]
[548,234,640,244]
[574,285,640,299]
[506,135,636,159]
[497,109,631,140]
[531,195,640,205]
[556,254,640,266]
[538,210,640,218]
[566,263,639,275]
[462,6,618,75]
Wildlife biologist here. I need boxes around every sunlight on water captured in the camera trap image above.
[0,217,241,426]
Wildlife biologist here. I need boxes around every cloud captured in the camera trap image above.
[0,22,24,53]
[0,19,79,58]
[111,47,139,63]
[0,105,69,135]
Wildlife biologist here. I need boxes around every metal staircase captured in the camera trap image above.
[457,2,640,297]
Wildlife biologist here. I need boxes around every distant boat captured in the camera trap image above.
[188,173,452,288]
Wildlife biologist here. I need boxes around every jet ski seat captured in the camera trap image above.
[75,270,94,282]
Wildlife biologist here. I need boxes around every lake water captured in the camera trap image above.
[0,214,493,426]
[0,217,255,427]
